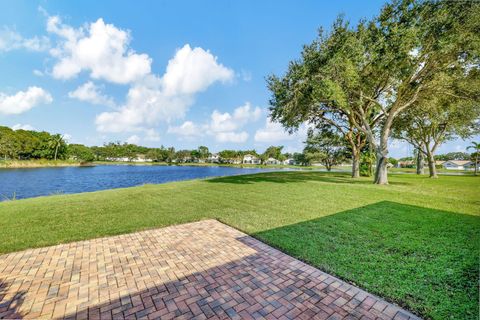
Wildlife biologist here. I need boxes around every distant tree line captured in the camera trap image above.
[0,126,68,161]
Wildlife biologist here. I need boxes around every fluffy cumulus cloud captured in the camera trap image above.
[68,81,115,107]
[162,44,233,96]
[210,102,261,133]
[207,102,262,143]
[95,45,234,133]
[0,87,52,115]
[168,102,261,143]
[11,124,35,131]
[254,118,296,143]
[0,27,50,52]
[208,102,261,143]
[126,134,140,144]
[167,121,202,138]
[215,131,249,143]
[47,16,151,84]
[144,128,161,142]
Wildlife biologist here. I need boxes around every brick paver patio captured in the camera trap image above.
[0,220,419,320]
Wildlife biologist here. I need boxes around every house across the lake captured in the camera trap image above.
[207,153,220,163]
[243,154,261,164]
[105,154,153,162]
[442,160,476,170]
[265,157,281,165]
[283,158,296,165]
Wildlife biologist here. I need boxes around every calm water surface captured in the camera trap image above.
[0,165,290,200]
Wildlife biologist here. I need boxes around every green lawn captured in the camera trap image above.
[0,172,478,319]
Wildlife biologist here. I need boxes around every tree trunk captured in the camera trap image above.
[54,144,59,161]
[426,152,438,178]
[474,154,478,176]
[373,138,389,184]
[351,150,360,178]
[374,153,389,184]
[325,162,332,171]
[416,148,424,175]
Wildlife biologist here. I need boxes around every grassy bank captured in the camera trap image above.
[0,159,86,168]
[0,172,478,319]
[93,160,322,170]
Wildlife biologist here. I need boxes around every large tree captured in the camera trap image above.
[267,18,370,178]
[303,128,346,171]
[392,83,480,178]
[268,0,480,184]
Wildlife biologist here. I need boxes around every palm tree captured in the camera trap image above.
[48,134,64,161]
[467,142,480,176]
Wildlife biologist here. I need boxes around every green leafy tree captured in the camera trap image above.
[392,70,480,178]
[197,146,210,160]
[68,144,95,162]
[303,128,346,171]
[48,134,67,160]
[262,146,285,164]
[269,0,480,184]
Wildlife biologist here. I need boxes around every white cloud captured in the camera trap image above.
[95,44,234,133]
[167,121,202,137]
[126,135,140,144]
[47,16,151,84]
[240,70,252,82]
[162,44,233,96]
[68,81,115,107]
[11,124,35,131]
[33,69,44,76]
[0,87,53,115]
[254,118,295,143]
[215,131,249,143]
[209,102,261,133]
[0,27,50,52]
[144,128,160,142]
[63,133,72,141]
[206,103,260,143]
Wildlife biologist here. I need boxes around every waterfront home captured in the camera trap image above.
[105,154,153,162]
[442,160,476,170]
[266,157,281,165]
[207,153,220,163]
[283,158,296,165]
[243,154,261,164]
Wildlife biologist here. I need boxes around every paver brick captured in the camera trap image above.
[0,220,420,319]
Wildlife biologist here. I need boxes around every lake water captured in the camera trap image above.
[0,165,289,201]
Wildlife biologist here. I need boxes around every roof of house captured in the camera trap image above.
[443,160,471,166]
[243,154,258,158]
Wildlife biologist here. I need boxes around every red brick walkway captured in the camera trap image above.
[0,220,419,319]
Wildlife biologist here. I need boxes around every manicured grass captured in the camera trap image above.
[0,171,478,319]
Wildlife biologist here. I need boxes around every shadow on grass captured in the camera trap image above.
[207,171,410,185]
[252,201,480,319]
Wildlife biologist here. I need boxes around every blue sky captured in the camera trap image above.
[0,0,475,157]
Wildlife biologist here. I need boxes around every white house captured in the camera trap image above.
[265,157,281,165]
[442,160,473,170]
[105,154,153,162]
[207,153,220,163]
[283,158,296,165]
[243,154,261,164]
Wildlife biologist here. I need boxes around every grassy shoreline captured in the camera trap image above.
[0,159,324,170]
[0,159,87,168]
[0,171,478,319]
